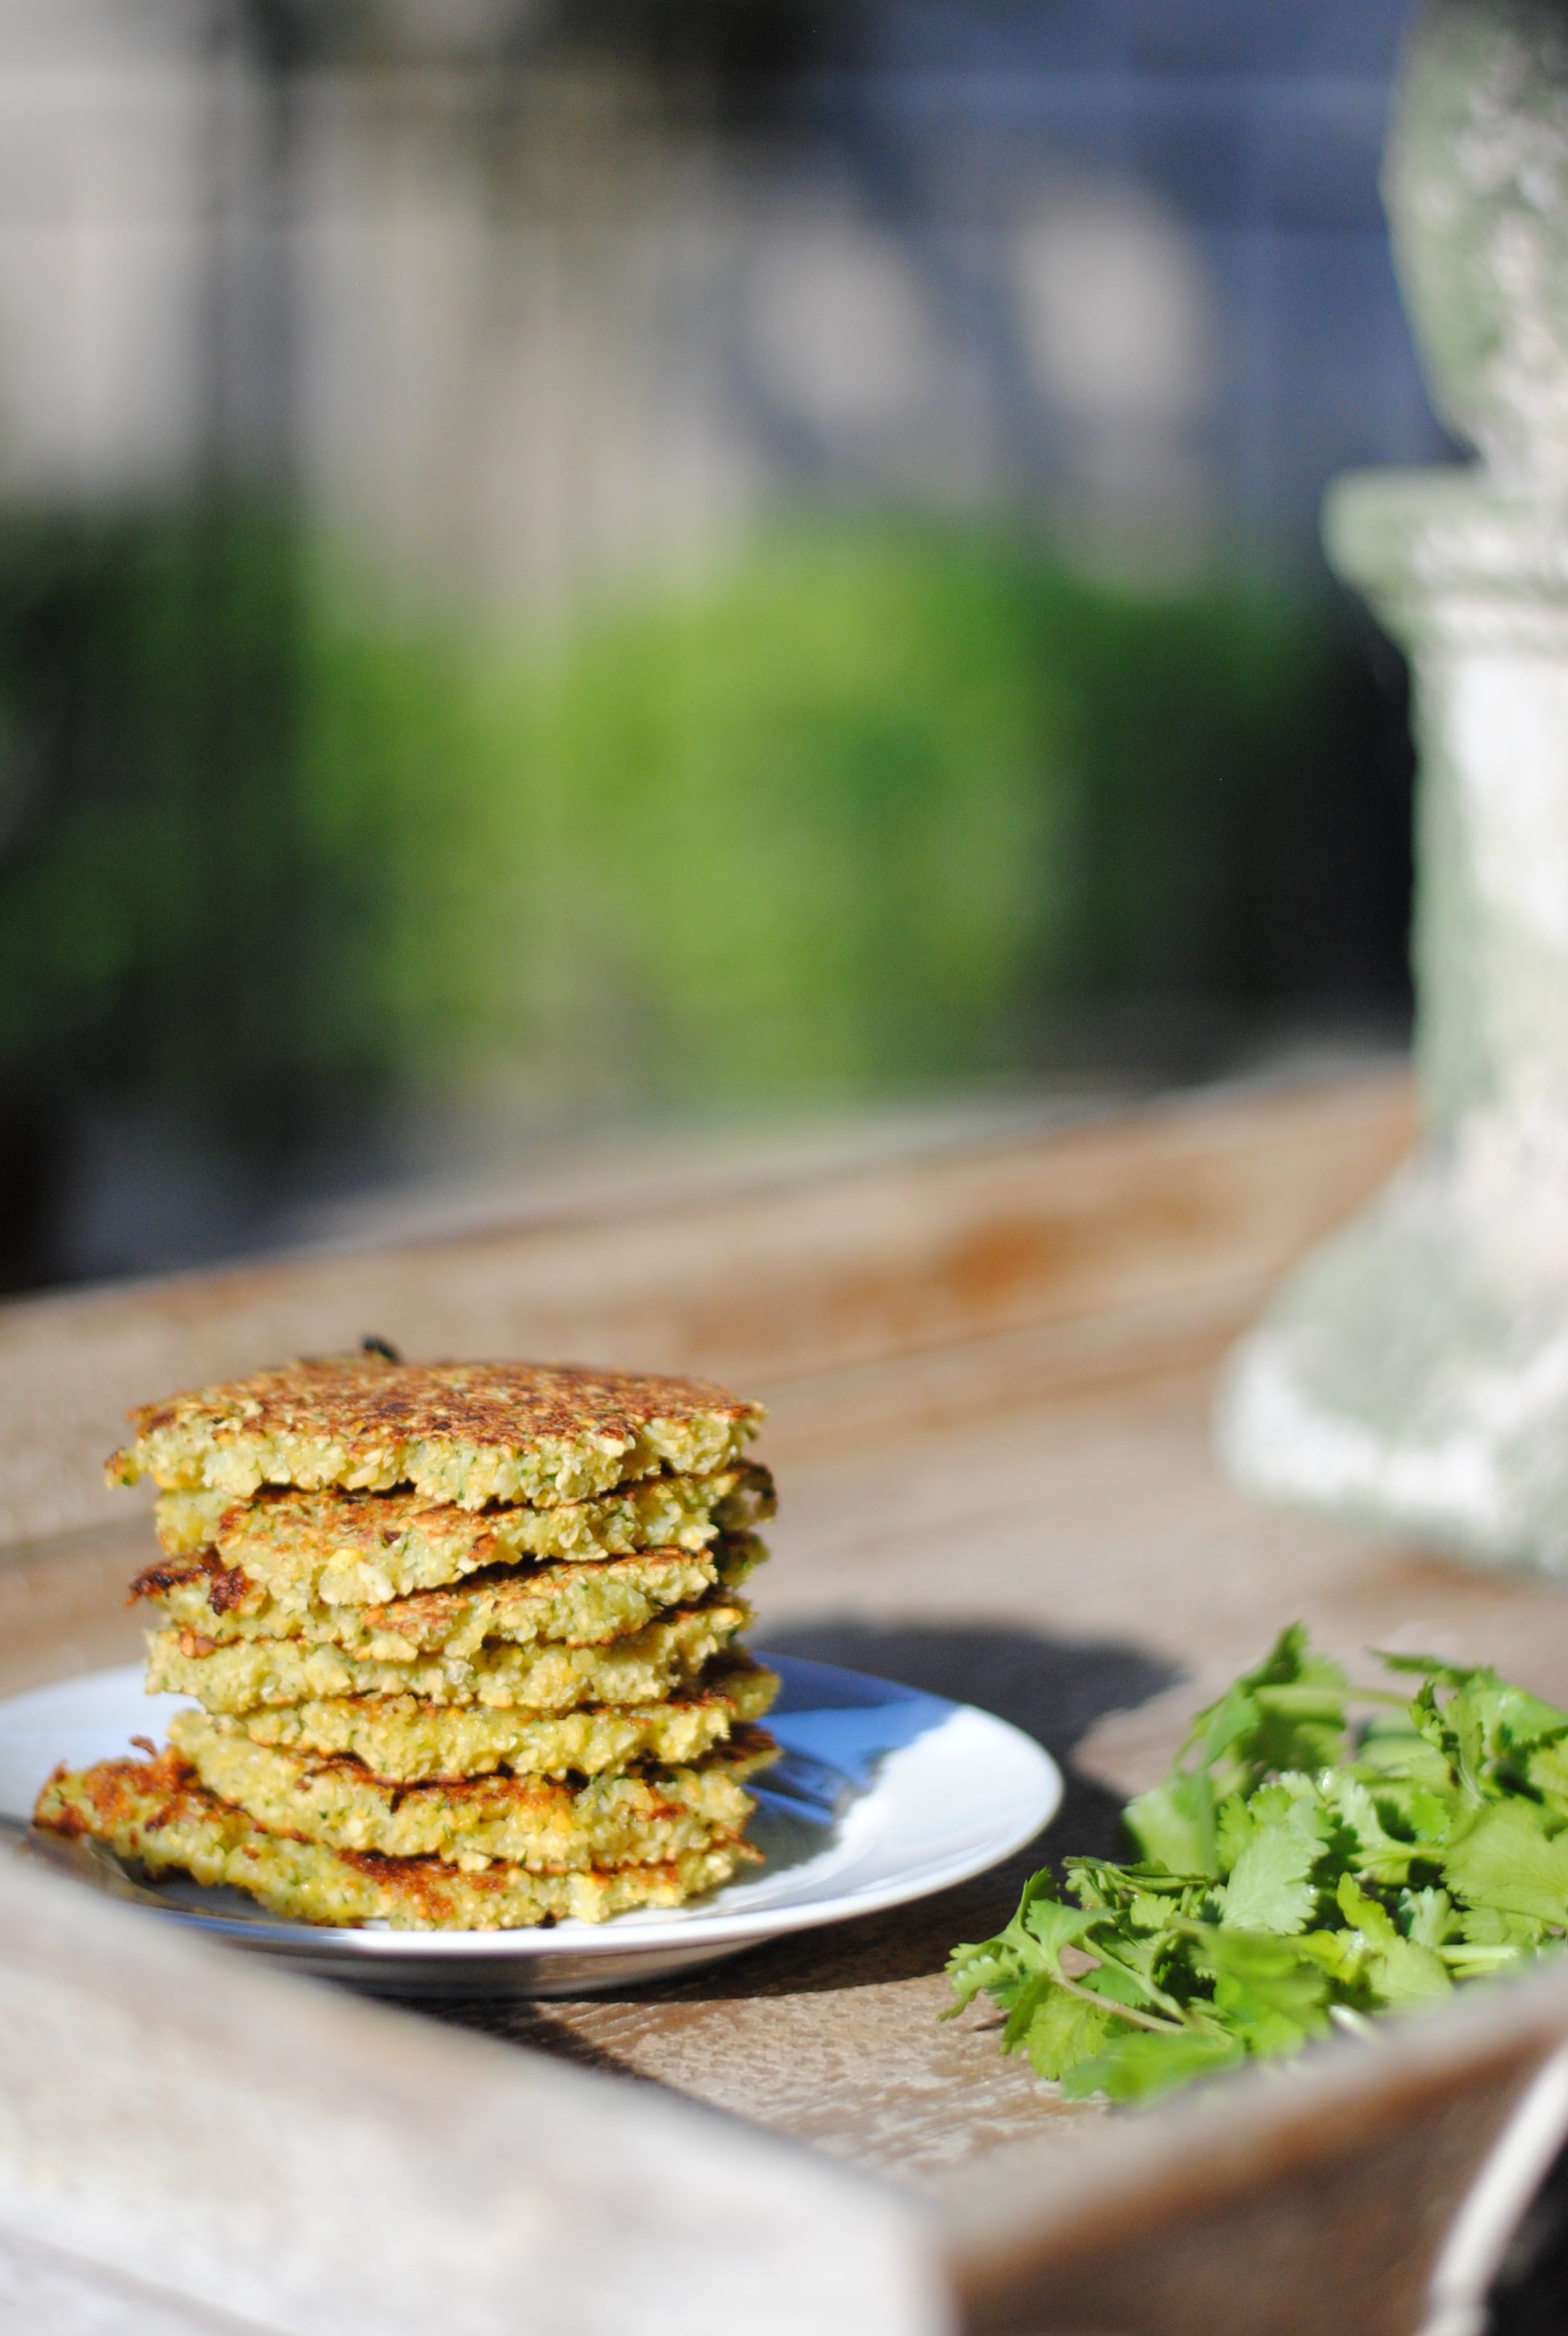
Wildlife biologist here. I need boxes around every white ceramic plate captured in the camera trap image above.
[0,1653,1061,1997]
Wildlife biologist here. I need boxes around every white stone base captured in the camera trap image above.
[1216,1117,1568,1578]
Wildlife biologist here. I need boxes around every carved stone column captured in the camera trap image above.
[1217,0,1568,1575]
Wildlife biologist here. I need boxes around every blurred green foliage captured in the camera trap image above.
[0,505,1403,1174]
[0,507,492,1146]
[503,521,1397,1112]
[498,526,1073,1108]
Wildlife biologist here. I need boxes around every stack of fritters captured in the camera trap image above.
[35,1354,780,1929]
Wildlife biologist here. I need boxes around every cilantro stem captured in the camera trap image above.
[1328,2005,1378,2038]
[1091,1942,1194,2025]
[1046,1965,1188,2037]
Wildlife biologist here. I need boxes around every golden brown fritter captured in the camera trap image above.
[137,1534,765,1657]
[169,1708,776,1867]
[233,1652,780,1780]
[109,1356,765,1508]
[148,1463,774,1599]
[34,1745,753,1928]
[145,1598,751,1714]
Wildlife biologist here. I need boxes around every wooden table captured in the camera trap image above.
[9,1071,1568,2333]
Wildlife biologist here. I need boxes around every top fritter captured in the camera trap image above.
[107,1356,765,1509]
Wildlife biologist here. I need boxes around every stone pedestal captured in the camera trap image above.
[1217,0,1568,1575]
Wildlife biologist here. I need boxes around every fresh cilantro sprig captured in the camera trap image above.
[945,1625,1568,2102]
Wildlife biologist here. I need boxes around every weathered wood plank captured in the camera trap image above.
[0,1074,1412,1544]
[0,1849,943,2336]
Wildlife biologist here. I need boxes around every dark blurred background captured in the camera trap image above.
[0,0,1442,1292]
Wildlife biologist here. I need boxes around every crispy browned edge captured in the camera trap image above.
[118,1358,762,1458]
[34,1741,768,1925]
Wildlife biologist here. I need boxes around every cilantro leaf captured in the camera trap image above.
[1021,1892,1104,1968]
[1525,1736,1568,1808]
[1445,1804,1568,1926]
[1197,1927,1332,2054]
[1124,1769,1219,1879]
[1218,1821,1321,1935]
[1063,2028,1245,2103]
[1018,1986,1128,2080]
[1177,1627,1351,1786]
[1400,1885,1455,1950]
[1333,1876,1452,2008]
[1324,1774,1430,1887]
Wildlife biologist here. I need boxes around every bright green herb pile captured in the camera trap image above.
[946,1627,1568,2103]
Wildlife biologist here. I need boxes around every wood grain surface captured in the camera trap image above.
[17,1068,1568,2200]
[0,1071,1421,1546]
